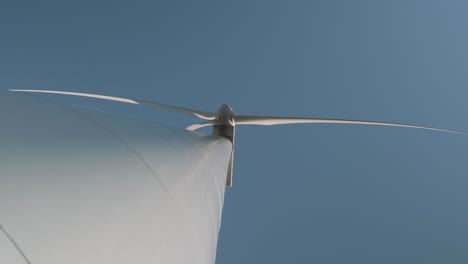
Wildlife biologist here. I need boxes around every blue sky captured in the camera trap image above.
[2,0,468,263]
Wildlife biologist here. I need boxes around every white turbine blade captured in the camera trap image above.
[9,89,217,121]
[186,123,213,131]
[9,89,139,104]
[234,115,467,135]
[135,100,217,121]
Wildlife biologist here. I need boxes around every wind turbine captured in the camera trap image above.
[10,89,466,188]
[2,89,466,264]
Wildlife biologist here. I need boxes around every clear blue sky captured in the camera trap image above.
[2,0,468,263]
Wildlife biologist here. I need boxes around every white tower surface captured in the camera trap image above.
[0,92,232,264]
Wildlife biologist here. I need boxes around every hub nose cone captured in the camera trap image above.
[219,104,233,113]
[217,104,235,125]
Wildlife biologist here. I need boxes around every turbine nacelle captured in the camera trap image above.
[9,89,467,187]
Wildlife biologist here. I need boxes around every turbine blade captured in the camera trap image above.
[9,89,139,104]
[234,115,467,135]
[9,89,217,121]
[186,123,213,131]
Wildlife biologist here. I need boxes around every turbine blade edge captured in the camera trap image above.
[9,89,217,121]
[234,115,466,135]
